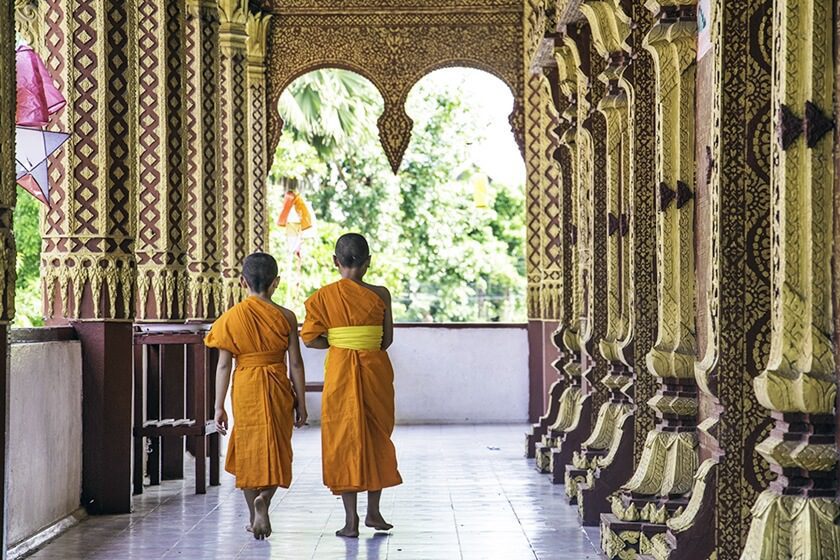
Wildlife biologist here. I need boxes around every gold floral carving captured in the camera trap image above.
[14,0,46,54]
[264,1,524,173]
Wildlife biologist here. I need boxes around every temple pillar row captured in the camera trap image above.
[26,0,272,514]
[524,0,840,558]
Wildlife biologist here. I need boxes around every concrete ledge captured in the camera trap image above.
[7,509,87,560]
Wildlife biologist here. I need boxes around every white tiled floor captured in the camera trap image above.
[27,425,600,559]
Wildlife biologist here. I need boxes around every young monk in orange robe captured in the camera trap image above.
[301,233,402,538]
[206,252,307,540]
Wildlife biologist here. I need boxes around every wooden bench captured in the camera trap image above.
[132,325,220,495]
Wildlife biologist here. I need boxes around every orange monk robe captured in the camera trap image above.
[301,279,402,494]
[205,296,296,489]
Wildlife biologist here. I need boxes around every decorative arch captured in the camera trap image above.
[260,0,525,172]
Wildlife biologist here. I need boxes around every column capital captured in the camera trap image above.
[219,0,248,50]
[246,11,271,71]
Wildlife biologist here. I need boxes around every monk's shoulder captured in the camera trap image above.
[275,305,297,329]
[365,283,391,301]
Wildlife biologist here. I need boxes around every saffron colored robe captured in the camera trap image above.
[301,279,402,494]
[205,296,295,489]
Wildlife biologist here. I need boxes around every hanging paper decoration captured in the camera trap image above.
[14,41,70,207]
[471,173,490,208]
[15,126,70,204]
[16,43,66,127]
[277,190,313,231]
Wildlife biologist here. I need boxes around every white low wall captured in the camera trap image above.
[299,325,528,424]
[8,341,83,548]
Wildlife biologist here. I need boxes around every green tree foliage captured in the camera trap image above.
[271,68,525,322]
[13,187,44,326]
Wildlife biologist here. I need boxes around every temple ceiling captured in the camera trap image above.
[260,0,525,172]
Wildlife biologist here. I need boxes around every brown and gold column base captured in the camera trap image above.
[546,395,592,484]
[574,413,635,526]
[525,377,566,459]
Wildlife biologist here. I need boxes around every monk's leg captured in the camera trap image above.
[243,488,258,533]
[336,492,360,538]
[252,486,277,540]
[365,490,393,531]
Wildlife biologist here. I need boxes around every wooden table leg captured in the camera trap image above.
[160,344,185,480]
[133,343,145,495]
[190,343,207,494]
[147,344,161,486]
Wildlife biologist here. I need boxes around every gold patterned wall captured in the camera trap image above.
[135,0,188,321]
[41,0,138,321]
[260,0,524,172]
[184,0,223,320]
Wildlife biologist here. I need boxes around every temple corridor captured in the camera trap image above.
[21,426,599,560]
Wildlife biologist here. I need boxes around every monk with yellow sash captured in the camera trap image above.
[207,253,308,540]
[302,233,402,538]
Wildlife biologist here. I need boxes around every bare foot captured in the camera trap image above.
[336,515,360,538]
[252,496,272,540]
[365,513,394,531]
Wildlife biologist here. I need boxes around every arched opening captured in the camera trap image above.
[268,66,525,323]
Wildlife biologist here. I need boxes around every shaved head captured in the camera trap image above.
[335,233,370,268]
[242,252,278,292]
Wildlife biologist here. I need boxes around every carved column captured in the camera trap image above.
[40,0,138,513]
[535,27,594,482]
[1,1,16,550]
[135,0,188,321]
[566,0,636,526]
[218,0,249,309]
[526,59,569,459]
[246,12,270,253]
[742,0,840,557]
[600,2,699,557]
[635,0,774,558]
[184,0,222,320]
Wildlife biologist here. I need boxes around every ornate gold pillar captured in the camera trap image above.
[218,0,249,309]
[2,1,17,549]
[526,41,569,459]
[184,0,222,320]
[601,2,699,557]
[566,0,636,527]
[535,27,594,483]
[742,0,840,557]
[135,0,188,321]
[40,0,138,514]
[246,12,270,253]
[41,0,138,322]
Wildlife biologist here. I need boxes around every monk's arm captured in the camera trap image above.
[284,310,308,427]
[380,287,394,350]
[303,335,329,349]
[213,349,233,435]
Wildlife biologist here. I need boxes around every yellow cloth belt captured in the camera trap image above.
[327,326,383,351]
[236,351,286,368]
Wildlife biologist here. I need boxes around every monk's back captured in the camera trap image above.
[313,279,385,329]
[212,297,291,356]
